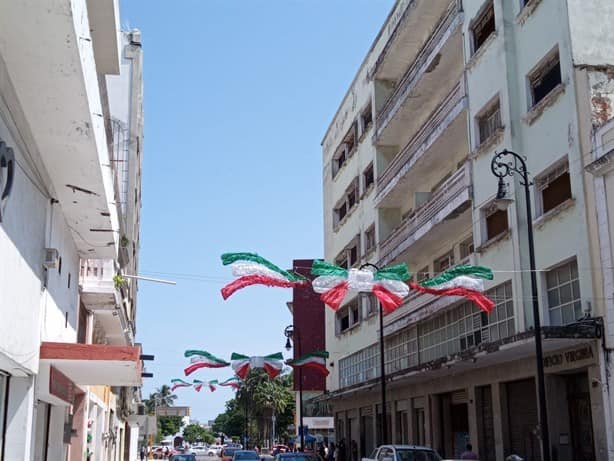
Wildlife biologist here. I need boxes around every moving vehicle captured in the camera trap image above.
[169,454,197,461]
[362,445,443,461]
[191,445,208,455]
[221,447,240,461]
[274,453,320,461]
[209,444,224,456]
[232,450,260,461]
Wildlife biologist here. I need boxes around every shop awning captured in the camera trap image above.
[39,342,142,387]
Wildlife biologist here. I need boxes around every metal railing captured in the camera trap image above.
[378,164,471,265]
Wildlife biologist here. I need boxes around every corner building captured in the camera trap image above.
[321,1,614,460]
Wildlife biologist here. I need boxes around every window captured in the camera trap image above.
[333,178,359,229]
[339,344,379,387]
[332,149,347,179]
[537,161,571,214]
[361,103,373,136]
[547,259,581,325]
[477,98,502,144]
[363,163,374,194]
[364,225,376,255]
[484,205,508,241]
[335,252,348,270]
[471,2,495,53]
[348,241,359,267]
[529,49,561,107]
[363,293,378,317]
[335,236,360,269]
[460,236,475,260]
[416,267,430,284]
[336,298,361,335]
[434,250,454,273]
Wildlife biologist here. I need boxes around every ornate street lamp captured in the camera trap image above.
[491,149,551,461]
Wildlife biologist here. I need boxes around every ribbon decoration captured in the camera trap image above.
[231,352,285,380]
[208,380,218,392]
[184,350,230,376]
[286,350,329,376]
[171,378,192,391]
[410,265,495,313]
[220,253,309,300]
[311,260,410,313]
[219,377,242,390]
[193,379,204,392]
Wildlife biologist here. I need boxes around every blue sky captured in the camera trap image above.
[121,0,395,422]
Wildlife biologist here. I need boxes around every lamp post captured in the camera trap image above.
[491,149,550,461]
[284,324,305,451]
[359,263,388,445]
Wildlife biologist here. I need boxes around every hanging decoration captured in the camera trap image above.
[208,380,218,392]
[219,376,242,390]
[193,379,204,392]
[220,252,309,299]
[311,260,410,313]
[286,350,329,376]
[231,352,284,380]
[184,350,230,376]
[410,265,495,313]
[171,378,192,391]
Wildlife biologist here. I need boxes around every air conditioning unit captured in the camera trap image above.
[43,248,59,269]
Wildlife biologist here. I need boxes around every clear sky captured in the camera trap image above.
[121,0,395,423]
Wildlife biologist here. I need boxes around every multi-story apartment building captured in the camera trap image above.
[321,1,614,460]
[0,2,146,460]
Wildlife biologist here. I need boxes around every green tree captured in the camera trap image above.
[159,416,183,436]
[143,385,178,415]
[183,423,215,444]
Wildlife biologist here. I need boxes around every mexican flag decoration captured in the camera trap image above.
[171,378,192,391]
[410,265,495,313]
[286,351,329,376]
[219,377,241,390]
[193,379,204,392]
[220,252,309,300]
[184,350,230,376]
[208,380,218,392]
[231,352,285,380]
[311,260,410,313]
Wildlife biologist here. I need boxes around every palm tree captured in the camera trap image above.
[144,385,177,414]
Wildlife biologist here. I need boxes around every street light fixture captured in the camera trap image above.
[284,325,305,451]
[491,149,551,461]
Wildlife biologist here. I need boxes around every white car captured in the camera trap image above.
[208,445,223,456]
[192,445,208,455]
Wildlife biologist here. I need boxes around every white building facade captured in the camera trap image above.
[0,2,145,460]
[321,1,614,460]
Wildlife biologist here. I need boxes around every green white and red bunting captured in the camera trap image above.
[410,265,495,313]
[208,380,218,392]
[231,352,284,380]
[219,377,241,390]
[286,351,329,376]
[193,379,204,392]
[220,253,309,300]
[184,350,230,376]
[311,260,410,313]
[171,378,192,391]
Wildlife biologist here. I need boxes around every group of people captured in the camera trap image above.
[318,439,358,461]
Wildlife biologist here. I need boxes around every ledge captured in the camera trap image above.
[466,32,498,72]
[470,126,506,159]
[517,0,543,26]
[523,83,566,126]
[533,198,575,230]
[476,229,511,253]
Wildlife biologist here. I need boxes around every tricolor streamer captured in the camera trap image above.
[220,253,309,300]
[231,352,284,380]
[208,380,218,392]
[411,265,495,313]
[193,379,204,392]
[219,377,242,390]
[286,351,329,376]
[171,378,192,391]
[184,350,230,376]
[311,260,410,313]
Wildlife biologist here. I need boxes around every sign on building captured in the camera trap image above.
[156,406,190,417]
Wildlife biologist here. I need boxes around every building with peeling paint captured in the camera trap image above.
[320,1,614,460]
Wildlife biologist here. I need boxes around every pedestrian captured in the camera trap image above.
[332,443,339,461]
[338,439,347,461]
[460,443,478,460]
[350,440,358,461]
[318,442,326,460]
[140,445,146,461]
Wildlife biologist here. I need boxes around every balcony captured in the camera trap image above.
[378,164,471,267]
[375,81,467,208]
[374,5,464,148]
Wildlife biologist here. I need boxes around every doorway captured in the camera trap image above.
[567,373,595,461]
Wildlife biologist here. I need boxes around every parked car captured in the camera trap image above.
[232,450,260,461]
[169,454,197,461]
[208,444,224,456]
[192,445,208,455]
[221,447,240,461]
[274,453,320,461]
[362,445,443,461]
[272,445,289,455]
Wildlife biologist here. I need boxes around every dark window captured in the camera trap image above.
[485,208,508,240]
[472,3,495,53]
[348,187,357,209]
[530,51,561,106]
[460,236,475,260]
[417,267,430,284]
[434,251,454,273]
[538,163,571,214]
[478,100,502,144]
[363,163,374,192]
[361,104,373,135]
[58,257,62,275]
[349,243,359,266]
[364,226,376,254]
[339,312,350,332]
[68,273,71,289]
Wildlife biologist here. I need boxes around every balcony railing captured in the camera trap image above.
[375,5,462,140]
[374,80,466,206]
[378,163,471,266]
